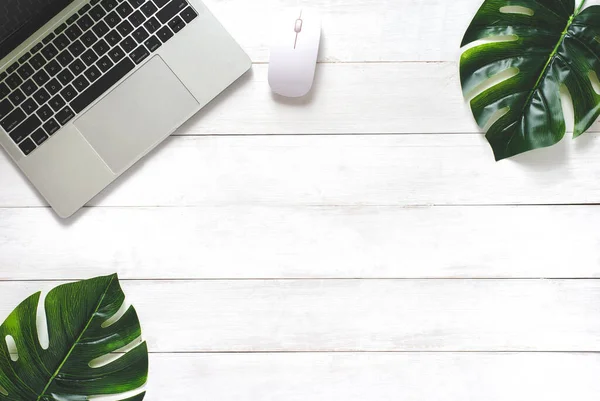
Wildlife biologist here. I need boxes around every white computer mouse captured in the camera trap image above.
[268,9,322,98]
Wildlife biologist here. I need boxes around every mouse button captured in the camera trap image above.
[294,19,303,33]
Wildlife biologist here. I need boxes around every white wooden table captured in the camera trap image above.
[2,0,600,399]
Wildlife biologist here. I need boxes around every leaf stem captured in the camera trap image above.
[576,0,586,14]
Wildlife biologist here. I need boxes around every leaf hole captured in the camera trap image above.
[88,336,144,368]
[589,70,600,95]
[559,83,575,133]
[101,297,130,329]
[5,335,18,362]
[483,106,510,132]
[500,6,534,16]
[0,383,7,396]
[464,67,519,101]
[37,290,49,350]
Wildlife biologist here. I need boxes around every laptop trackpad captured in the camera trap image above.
[74,56,199,173]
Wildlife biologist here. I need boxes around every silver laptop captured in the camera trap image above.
[0,0,251,217]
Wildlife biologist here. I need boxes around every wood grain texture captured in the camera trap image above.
[147,353,600,401]
[206,0,476,62]
[2,280,600,352]
[3,135,600,207]
[1,205,599,280]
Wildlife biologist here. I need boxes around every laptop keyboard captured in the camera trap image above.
[0,0,198,156]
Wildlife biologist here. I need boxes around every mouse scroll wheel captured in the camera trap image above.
[294,19,303,33]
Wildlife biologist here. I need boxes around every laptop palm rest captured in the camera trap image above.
[74,56,199,174]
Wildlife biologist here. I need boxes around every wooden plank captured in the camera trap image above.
[1,280,600,352]
[146,353,600,401]
[1,205,600,280]
[3,134,600,207]
[206,0,480,62]
[128,63,600,135]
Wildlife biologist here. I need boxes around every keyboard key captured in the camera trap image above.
[22,98,39,114]
[168,16,185,33]
[43,118,60,135]
[90,5,107,21]
[19,138,36,155]
[93,21,110,37]
[1,108,26,133]
[156,26,173,43]
[30,43,43,54]
[57,50,74,67]
[102,0,119,11]
[54,34,71,51]
[73,76,90,91]
[181,7,197,23]
[106,30,123,46]
[61,85,78,102]
[153,0,169,7]
[42,33,56,44]
[67,13,80,25]
[56,106,75,125]
[144,35,161,52]
[129,10,145,27]
[37,105,53,121]
[18,52,31,64]
[108,45,126,62]
[29,53,47,70]
[141,1,158,17]
[0,83,8,99]
[66,25,83,41]
[45,78,62,95]
[105,11,122,27]
[57,69,75,86]
[144,17,160,34]
[84,65,102,82]
[129,0,145,7]
[130,45,149,64]
[17,64,34,80]
[33,88,51,105]
[82,31,99,47]
[117,20,134,36]
[11,114,41,142]
[157,0,186,24]
[77,14,95,31]
[32,70,50,86]
[9,89,25,106]
[41,43,59,60]
[78,4,92,15]
[69,59,86,76]
[7,63,19,74]
[117,2,134,18]
[55,23,68,35]
[0,99,14,120]
[93,39,111,56]
[68,40,86,57]
[49,95,66,112]
[82,49,99,66]
[91,0,101,5]
[6,74,23,90]
[72,58,134,113]
[21,80,38,96]
[133,27,149,43]
[121,36,137,52]
[0,72,7,82]
[98,56,114,72]
[31,128,49,145]
[45,60,61,76]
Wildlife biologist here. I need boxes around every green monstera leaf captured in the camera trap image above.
[0,274,148,400]
[460,0,600,160]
